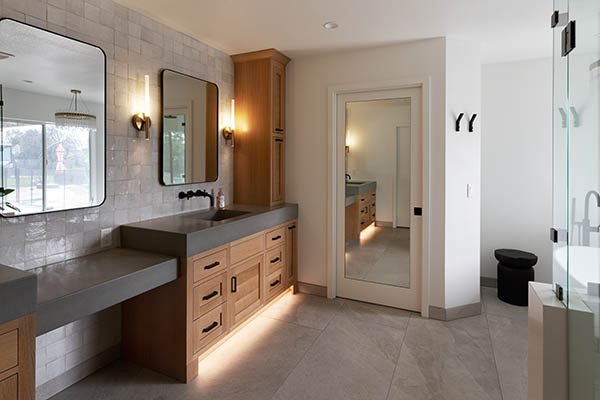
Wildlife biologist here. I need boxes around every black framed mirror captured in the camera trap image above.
[0,18,106,217]
[161,69,219,186]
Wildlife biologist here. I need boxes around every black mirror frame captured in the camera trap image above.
[159,68,220,187]
[0,18,107,218]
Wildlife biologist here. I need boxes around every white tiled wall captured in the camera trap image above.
[0,0,234,388]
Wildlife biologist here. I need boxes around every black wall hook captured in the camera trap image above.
[455,113,464,132]
[468,114,477,133]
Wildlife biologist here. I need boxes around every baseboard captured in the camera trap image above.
[296,281,327,297]
[481,277,497,288]
[36,344,120,400]
[429,302,482,321]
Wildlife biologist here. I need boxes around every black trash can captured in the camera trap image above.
[495,249,537,306]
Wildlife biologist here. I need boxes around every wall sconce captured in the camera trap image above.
[132,74,152,140]
[345,145,350,153]
[223,99,235,146]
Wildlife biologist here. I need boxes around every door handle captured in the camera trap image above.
[414,207,422,216]
[231,276,237,293]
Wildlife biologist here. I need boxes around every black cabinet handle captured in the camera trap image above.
[288,225,296,230]
[360,222,365,226]
[202,291,219,301]
[271,235,282,241]
[231,276,237,293]
[361,198,365,201]
[270,257,281,264]
[270,279,280,287]
[275,138,284,142]
[275,128,284,132]
[202,321,218,333]
[204,261,220,270]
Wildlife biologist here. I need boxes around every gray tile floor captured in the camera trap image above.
[50,287,528,400]
[345,226,410,287]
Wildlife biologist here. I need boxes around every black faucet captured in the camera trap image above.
[345,174,352,182]
[195,189,214,207]
[177,189,214,207]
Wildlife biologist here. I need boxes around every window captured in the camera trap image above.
[1,119,93,214]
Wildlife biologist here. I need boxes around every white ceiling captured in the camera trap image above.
[115,0,553,63]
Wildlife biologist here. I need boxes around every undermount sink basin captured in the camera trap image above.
[187,209,251,222]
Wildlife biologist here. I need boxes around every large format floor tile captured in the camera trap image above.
[272,314,407,400]
[388,315,503,400]
[261,292,341,330]
[49,289,528,400]
[183,316,321,400]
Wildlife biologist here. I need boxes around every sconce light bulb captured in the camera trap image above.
[144,74,150,116]
[231,99,235,130]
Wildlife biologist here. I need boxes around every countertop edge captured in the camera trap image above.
[0,265,37,326]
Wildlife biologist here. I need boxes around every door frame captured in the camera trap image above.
[326,78,432,317]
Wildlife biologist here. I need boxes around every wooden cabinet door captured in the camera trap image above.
[271,136,285,204]
[230,255,264,327]
[285,221,297,286]
[0,374,18,400]
[271,61,285,135]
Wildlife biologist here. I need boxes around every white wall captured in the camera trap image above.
[481,58,553,283]
[444,38,482,308]
[346,99,411,224]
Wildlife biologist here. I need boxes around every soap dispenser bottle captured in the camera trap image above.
[217,188,225,209]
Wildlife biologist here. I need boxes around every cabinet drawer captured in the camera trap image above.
[358,194,369,206]
[265,246,285,275]
[231,233,264,265]
[193,272,227,320]
[193,249,228,283]
[266,269,284,300]
[192,303,227,355]
[265,227,285,249]
[0,329,18,374]
[0,374,17,400]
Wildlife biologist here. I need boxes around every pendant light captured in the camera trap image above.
[55,89,96,130]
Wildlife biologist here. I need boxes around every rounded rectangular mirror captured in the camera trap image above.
[0,18,106,217]
[161,69,219,185]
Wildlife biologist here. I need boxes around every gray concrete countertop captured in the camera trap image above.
[0,264,37,326]
[121,203,298,258]
[35,248,177,335]
[345,181,377,196]
[345,196,356,207]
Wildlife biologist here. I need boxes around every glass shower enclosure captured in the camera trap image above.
[552,0,600,397]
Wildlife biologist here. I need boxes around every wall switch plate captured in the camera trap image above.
[101,228,112,248]
[467,184,473,198]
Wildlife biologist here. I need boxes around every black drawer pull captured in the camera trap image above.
[204,261,220,270]
[275,128,284,132]
[270,257,281,264]
[275,138,284,142]
[271,235,282,241]
[202,291,219,301]
[202,321,218,333]
[231,276,237,293]
[361,198,365,201]
[360,222,364,225]
[270,279,280,287]
[288,225,296,230]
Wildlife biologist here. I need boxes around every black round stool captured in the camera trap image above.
[495,249,537,306]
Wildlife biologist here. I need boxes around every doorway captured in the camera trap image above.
[336,87,423,312]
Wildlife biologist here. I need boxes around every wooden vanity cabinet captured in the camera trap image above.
[122,220,296,384]
[0,314,35,400]
[232,49,290,206]
[345,191,376,239]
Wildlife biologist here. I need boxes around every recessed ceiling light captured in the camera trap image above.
[323,21,338,30]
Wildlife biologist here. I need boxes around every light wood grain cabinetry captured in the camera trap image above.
[122,220,298,383]
[0,314,35,400]
[232,49,290,206]
[345,191,376,239]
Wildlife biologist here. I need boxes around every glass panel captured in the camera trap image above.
[552,0,570,299]
[344,98,411,288]
[163,114,187,185]
[45,124,91,211]
[565,0,600,397]
[1,121,43,214]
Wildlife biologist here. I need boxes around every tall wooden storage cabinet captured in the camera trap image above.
[232,49,290,206]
